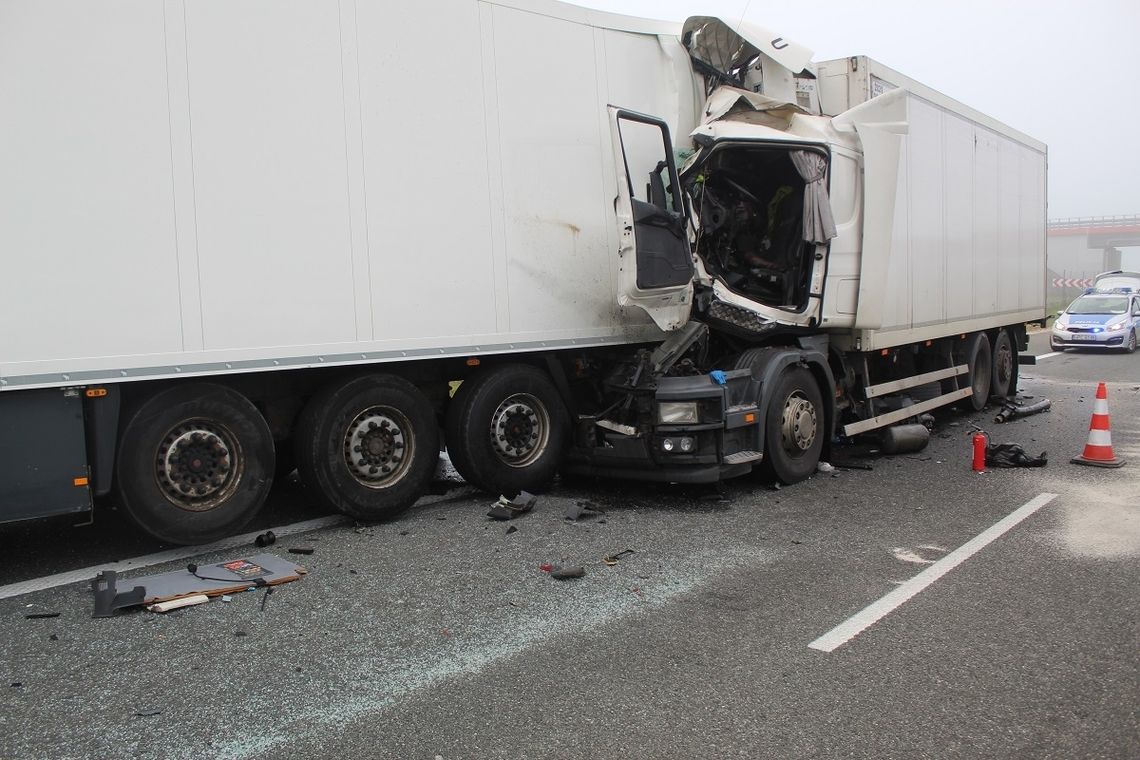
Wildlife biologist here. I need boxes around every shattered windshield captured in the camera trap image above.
[1067,296,1128,315]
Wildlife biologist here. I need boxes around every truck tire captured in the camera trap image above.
[294,374,438,521]
[445,365,568,495]
[114,383,274,545]
[990,329,1015,399]
[964,332,992,411]
[761,366,825,484]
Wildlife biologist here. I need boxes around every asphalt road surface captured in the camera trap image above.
[2,332,1137,759]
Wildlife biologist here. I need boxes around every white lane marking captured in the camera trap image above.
[0,515,346,602]
[809,492,1059,653]
[1036,351,1061,361]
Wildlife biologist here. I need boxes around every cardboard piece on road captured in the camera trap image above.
[138,553,307,604]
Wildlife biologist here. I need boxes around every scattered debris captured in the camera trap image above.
[134,710,163,717]
[816,461,835,473]
[398,530,410,536]
[505,525,518,535]
[564,500,605,521]
[24,612,60,620]
[254,530,276,547]
[986,442,1047,468]
[288,547,315,556]
[220,595,233,603]
[49,634,58,641]
[235,630,248,637]
[11,682,23,688]
[539,563,554,573]
[602,549,636,566]
[550,564,585,579]
[90,571,146,619]
[994,398,1051,423]
[260,587,274,612]
[147,594,209,613]
[833,461,874,471]
[488,491,538,520]
[91,554,307,618]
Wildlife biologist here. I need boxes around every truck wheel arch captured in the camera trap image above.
[733,346,836,462]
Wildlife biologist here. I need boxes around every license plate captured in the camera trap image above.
[1070,333,1098,341]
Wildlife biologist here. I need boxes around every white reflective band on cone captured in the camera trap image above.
[1087,429,1113,447]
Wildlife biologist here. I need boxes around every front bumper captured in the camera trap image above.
[565,372,763,483]
[1051,327,1127,348]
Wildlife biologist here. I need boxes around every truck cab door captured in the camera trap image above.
[609,107,695,331]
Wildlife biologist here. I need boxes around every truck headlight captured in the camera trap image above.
[658,402,699,424]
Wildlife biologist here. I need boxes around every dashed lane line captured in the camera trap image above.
[808,492,1059,652]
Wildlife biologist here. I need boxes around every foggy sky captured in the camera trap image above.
[579,0,1140,227]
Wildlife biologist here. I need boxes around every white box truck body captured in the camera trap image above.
[0,2,1046,544]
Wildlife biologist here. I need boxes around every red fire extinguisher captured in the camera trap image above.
[972,431,988,472]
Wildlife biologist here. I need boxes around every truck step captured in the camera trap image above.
[863,364,968,399]
[723,450,763,465]
[843,386,974,437]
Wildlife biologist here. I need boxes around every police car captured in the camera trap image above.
[1051,288,1140,352]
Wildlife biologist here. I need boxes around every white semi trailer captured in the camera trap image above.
[0,1,1046,544]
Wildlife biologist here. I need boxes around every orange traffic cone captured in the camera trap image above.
[1071,382,1125,468]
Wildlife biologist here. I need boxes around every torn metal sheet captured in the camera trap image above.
[682,16,813,81]
[701,86,807,130]
[91,571,146,619]
[487,491,537,520]
[90,554,306,616]
[141,554,306,603]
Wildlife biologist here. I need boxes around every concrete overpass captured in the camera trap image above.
[1047,215,1140,294]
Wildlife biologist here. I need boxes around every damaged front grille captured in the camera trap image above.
[705,300,781,336]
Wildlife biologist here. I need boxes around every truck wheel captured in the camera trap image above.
[990,329,1015,399]
[964,332,992,411]
[294,374,438,521]
[115,384,274,545]
[762,366,824,484]
[445,365,568,495]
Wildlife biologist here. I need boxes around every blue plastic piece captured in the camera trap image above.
[709,370,727,385]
